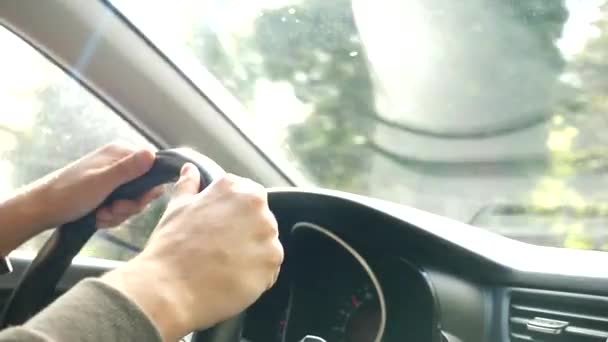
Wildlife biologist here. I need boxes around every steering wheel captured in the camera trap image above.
[0,148,243,342]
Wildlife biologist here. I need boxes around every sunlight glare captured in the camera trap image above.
[0,159,14,196]
[252,79,311,135]
[0,28,54,136]
[352,0,435,121]
[558,0,603,59]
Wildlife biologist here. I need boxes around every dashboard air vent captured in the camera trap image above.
[508,289,608,342]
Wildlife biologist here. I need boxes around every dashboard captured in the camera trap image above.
[283,222,435,342]
[223,188,608,342]
[5,187,608,342]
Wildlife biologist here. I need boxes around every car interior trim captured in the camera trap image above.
[0,0,294,187]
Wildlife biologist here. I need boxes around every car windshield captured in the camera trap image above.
[112,0,608,251]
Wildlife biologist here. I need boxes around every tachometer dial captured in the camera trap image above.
[330,283,382,342]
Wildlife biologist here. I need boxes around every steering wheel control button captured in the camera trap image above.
[299,335,327,342]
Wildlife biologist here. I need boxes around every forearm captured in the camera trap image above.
[0,278,162,342]
[100,256,192,342]
[0,185,49,256]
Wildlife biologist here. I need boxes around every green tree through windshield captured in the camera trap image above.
[160,0,608,251]
[4,0,608,258]
[180,0,608,250]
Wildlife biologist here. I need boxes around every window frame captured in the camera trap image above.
[0,23,166,261]
[0,0,296,189]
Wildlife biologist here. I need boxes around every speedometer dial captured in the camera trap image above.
[330,283,382,342]
[286,222,387,342]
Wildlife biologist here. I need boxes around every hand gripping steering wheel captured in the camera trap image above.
[0,148,244,341]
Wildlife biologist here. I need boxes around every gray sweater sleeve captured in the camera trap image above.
[0,278,163,342]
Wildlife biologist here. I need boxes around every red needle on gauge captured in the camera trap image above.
[351,295,361,307]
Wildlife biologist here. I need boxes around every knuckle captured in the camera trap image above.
[264,210,279,233]
[254,211,278,240]
[269,239,284,266]
[245,190,267,208]
[217,174,239,189]
[242,181,267,206]
[102,142,131,154]
[259,221,277,239]
[101,143,120,153]
[244,178,264,190]
[224,173,241,183]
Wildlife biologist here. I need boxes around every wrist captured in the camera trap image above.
[100,257,193,341]
[0,185,51,255]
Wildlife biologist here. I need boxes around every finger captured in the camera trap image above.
[97,197,148,226]
[97,220,113,229]
[116,199,146,215]
[96,209,130,228]
[105,186,164,219]
[232,178,268,208]
[97,215,129,228]
[96,207,114,222]
[136,185,164,207]
[230,176,265,194]
[171,163,200,202]
[99,141,138,157]
[101,149,155,189]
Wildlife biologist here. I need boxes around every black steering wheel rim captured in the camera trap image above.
[0,148,243,342]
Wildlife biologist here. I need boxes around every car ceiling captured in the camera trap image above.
[0,0,293,188]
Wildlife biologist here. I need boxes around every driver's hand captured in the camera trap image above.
[29,142,162,229]
[0,142,162,256]
[101,164,283,342]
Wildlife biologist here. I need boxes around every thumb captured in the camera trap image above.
[171,163,201,201]
[103,149,155,188]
